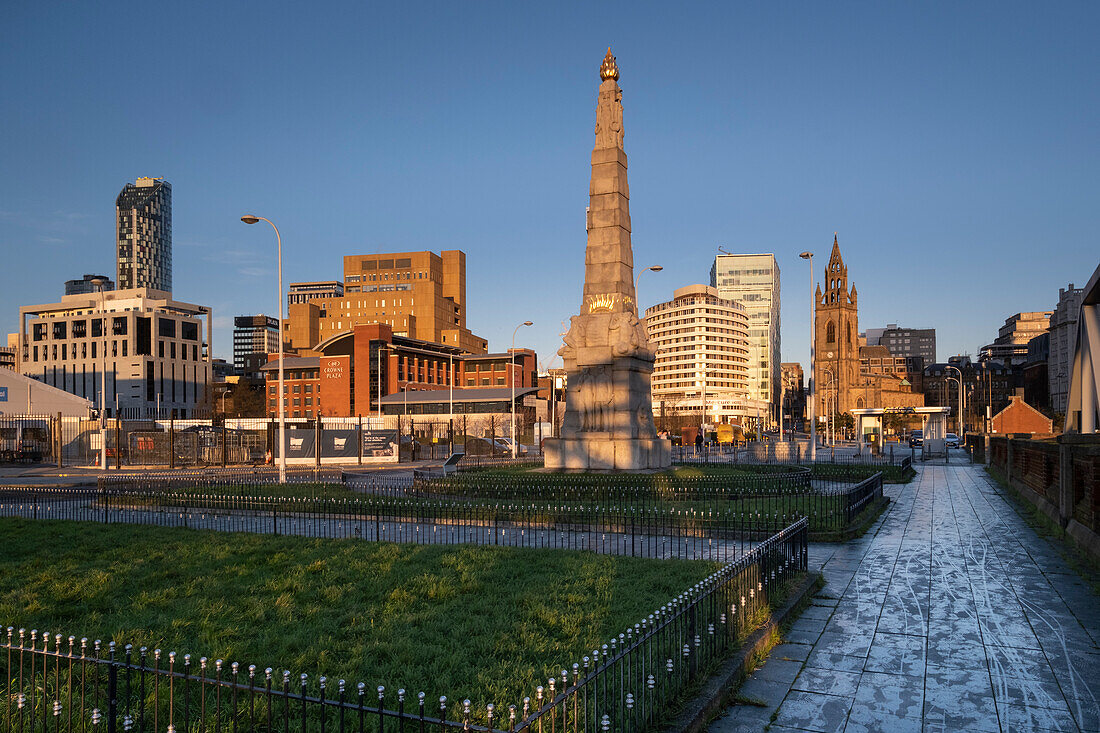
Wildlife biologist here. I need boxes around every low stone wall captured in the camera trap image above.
[988,434,1100,562]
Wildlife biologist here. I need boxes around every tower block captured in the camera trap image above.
[544,50,671,471]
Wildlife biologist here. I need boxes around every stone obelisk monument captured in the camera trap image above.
[544,49,671,471]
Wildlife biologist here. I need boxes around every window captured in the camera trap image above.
[181,322,198,341]
[826,321,836,343]
[53,322,67,340]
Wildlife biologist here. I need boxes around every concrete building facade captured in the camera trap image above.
[980,311,1052,366]
[116,178,172,293]
[284,250,488,354]
[1049,283,1084,414]
[17,288,211,418]
[645,284,764,425]
[710,253,781,423]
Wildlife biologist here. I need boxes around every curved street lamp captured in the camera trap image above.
[240,215,286,483]
[89,277,109,470]
[945,365,965,440]
[511,321,534,458]
[799,251,816,461]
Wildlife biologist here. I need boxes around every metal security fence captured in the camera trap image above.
[0,487,798,562]
[0,518,808,732]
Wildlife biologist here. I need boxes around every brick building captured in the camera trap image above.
[263,323,535,419]
[991,393,1054,435]
[284,250,488,354]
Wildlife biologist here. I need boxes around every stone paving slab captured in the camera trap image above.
[708,462,1100,733]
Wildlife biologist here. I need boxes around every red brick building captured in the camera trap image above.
[991,393,1054,435]
[262,323,536,418]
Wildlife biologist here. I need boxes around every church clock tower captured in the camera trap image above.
[814,235,860,418]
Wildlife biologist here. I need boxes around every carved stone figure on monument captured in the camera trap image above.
[560,315,587,361]
[592,365,614,432]
[609,311,653,359]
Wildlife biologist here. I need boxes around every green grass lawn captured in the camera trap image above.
[0,518,717,710]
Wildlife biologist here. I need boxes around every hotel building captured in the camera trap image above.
[644,284,765,426]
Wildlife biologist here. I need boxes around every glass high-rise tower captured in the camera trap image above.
[710,253,781,425]
[116,177,172,293]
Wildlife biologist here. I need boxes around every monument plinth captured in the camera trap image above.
[543,49,671,471]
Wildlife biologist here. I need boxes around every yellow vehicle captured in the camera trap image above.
[716,423,742,444]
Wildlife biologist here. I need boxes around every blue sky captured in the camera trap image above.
[2,1,1096,370]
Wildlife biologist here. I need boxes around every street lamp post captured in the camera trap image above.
[633,265,663,303]
[945,365,965,438]
[90,278,109,470]
[799,251,816,461]
[241,215,286,483]
[511,321,533,458]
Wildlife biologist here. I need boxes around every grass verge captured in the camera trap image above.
[0,517,718,708]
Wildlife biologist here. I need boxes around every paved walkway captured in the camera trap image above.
[710,462,1100,733]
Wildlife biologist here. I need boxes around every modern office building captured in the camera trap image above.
[65,274,115,297]
[645,284,765,426]
[288,281,344,307]
[17,288,211,418]
[1049,283,1084,414]
[710,253,781,424]
[233,315,281,381]
[284,250,488,354]
[979,311,1052,366]
[869,324,937,363]
[116,178,172,293]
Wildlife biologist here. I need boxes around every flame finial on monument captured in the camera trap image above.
[600,47,619,81]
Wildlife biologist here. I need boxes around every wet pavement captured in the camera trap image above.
[710,462,1100,733]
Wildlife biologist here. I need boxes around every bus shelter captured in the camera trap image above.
[850,406,952,458]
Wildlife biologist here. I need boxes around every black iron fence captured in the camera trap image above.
[0,516,808,732]
[98,467,346,490]
[674,443,912,467]
[1,461,879,548]
[0,486,800,561]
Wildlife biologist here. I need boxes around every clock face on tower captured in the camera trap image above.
[827,351,834,359]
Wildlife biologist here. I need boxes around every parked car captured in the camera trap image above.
[908,429,923,448]
[945,433,960,449]
[495,437,529,456]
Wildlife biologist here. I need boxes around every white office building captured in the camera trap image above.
[17,288,212,418]
[645,284,766,425]
[710,253,781,425]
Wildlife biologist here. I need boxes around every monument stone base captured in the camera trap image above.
[543,437,671,472]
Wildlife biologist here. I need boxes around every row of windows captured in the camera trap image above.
[30,341,199,362]
[270,384,316,395]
